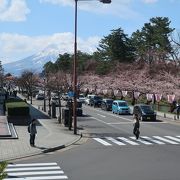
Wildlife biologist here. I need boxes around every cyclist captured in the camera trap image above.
[133,115,140,139]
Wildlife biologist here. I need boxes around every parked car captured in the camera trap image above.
[50,96,60,107]
[61,93,69,101]
[112,100,130,115]
[65,100,83,116]
[89,95,103,107]
[78,94,86,103]
[35,93,44,100]
[101,99,113,111]
[133,104,156,121]
[85,94,96,105]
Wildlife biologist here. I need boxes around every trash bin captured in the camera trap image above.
[76,108,83,116]
[51,102,56,118]
[62,108,70,127]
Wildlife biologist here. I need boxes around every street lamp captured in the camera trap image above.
[73,0,111,135]
[43,78,46,112]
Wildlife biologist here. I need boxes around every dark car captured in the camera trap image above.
[101,99,113,111]
[133,104,156,121]
[89,96,102,107]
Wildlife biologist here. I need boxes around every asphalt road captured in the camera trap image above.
[10,103,180,180]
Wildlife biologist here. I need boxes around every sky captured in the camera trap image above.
[0,0,180,64]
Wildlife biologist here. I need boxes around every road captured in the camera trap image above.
[7,103,180,180]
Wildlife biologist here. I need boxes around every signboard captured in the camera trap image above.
[68,91,74,97]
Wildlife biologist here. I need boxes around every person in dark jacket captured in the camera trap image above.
[29,118,37,146]
[133,115,140,139]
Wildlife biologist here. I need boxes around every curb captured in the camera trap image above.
[42,133,82,153]
[5,134,82,162]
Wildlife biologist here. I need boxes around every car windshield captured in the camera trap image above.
[52,97,58,100]
[141,105,154,113]
[106,100,113,104]
[94,96,102,100]
[79,95,84,98]
[118,102,127,106]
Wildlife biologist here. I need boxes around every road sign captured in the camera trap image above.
[68,91,74,97]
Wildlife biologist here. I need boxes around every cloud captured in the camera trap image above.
[0,0,30,22]
[0,32,101,64]
[39,0,140,19]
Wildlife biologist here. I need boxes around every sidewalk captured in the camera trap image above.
[0,95,81,161]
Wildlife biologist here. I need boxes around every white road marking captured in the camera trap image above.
[107,122,133,125]
[141,136,165,145]
[7,163,57,167]
[106,137,126,145]
[5,162,68,180]
[117,137,139,145]
[153,136,179,144]
[4,176,68,180]
[164,136,180,143]
[7,171,64,176]
[97,113,106,118]
[85,106,132,121]
[93,135,180,146]
[93,138,112,146]
[5,166,60,172]
[130,136,153,145]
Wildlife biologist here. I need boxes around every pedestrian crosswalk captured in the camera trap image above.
[4,162,68,180]
[93,135,180,147]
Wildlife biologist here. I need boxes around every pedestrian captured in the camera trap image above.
[176,103,180,120]
[28,118,37,147]
[133,115,140,139]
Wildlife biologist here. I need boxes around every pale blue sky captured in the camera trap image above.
[0,0,179,64]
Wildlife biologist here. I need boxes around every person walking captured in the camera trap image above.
[133,115,140,139]
[28,118,37,147]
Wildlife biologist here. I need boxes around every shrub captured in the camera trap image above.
[0,161,7,180]
[6,101,29,116]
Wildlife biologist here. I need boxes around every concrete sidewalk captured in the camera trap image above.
[0,96,81,161]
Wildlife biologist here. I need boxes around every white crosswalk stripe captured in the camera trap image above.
[164,136,180,142]
[140,136,165,145]
[4,162,68,180]
[93,138,112,146]
[93,135,180,147]
[106,137,126,145]
[130,137,153,145]
[117,137,139,145]
[153,136,179,145]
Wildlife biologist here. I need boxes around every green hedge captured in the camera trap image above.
[6,101,29,116]
[5,98,24,103]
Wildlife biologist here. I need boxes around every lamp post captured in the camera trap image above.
[43,78,46,112]
[73,0,111,135]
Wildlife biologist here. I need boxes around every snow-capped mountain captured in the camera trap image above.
[3,45,60,76]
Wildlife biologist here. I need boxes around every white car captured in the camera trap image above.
[50,96,60,106]
[78,94,85,103]
[61,93,69,101]
[85,94,95,105]
[35,93,44,100]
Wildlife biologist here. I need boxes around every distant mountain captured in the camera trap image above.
[3,45,60,76]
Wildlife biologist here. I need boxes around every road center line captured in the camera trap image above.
[85,105,132,121]
[97,114,106,118]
